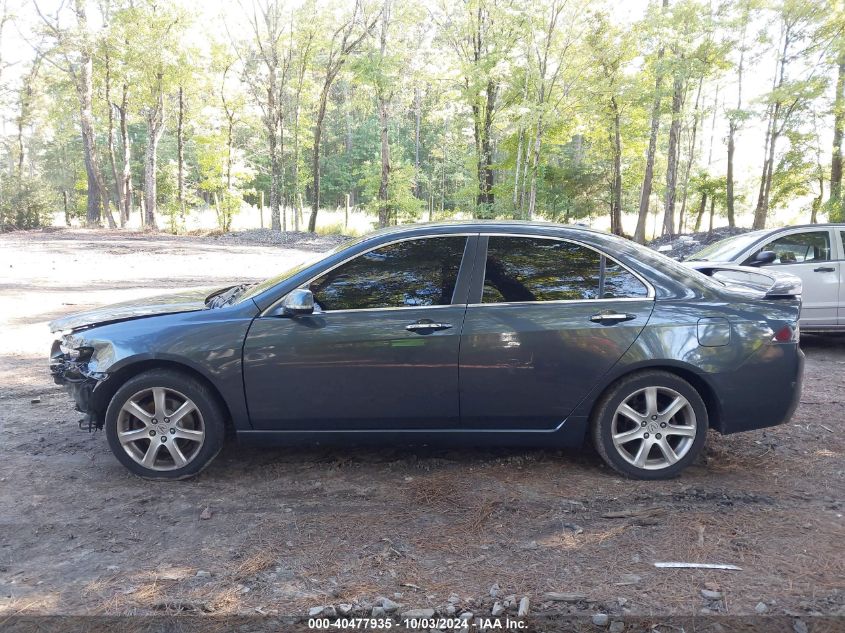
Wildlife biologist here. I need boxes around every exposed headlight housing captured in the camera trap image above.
[59,344,94,361]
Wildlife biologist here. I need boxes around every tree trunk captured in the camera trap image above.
[308,91,329,233]
[177,86,185,220]
[478,80,496,215]
[694,192,707,232]
[118,84,132,226]
[634,0,669,244]
[378,95,391,228]
[678,78,703,234]
[753,27,791,229]
[726,11,749,228]
[708,195,715,233]
[413,85,421,198]
[527,117,543,220]
[726,123,737,227]
[662,73,683,236]
[830,50,845,221]
[609,96,623,236]
[143,75,164,230]
[71,0,115,229]
[104,51,123,225]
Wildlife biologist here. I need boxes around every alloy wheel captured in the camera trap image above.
[116,387,205,471]
[611,386,697,471]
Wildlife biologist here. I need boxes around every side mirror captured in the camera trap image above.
[281,289,314,316]
[749,250,776,267]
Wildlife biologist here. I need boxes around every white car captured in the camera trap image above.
[686,224,845,332]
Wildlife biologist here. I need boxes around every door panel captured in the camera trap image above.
[242,235,473,430]
[459,300,653,429]
[243,307,466,430]
[458,235,654,430]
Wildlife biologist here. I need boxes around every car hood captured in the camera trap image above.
[48,287,215,333]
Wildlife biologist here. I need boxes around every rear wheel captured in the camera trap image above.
[591,371,707,479]
[105,369,225,480]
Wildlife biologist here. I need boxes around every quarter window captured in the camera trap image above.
[757,231,831,264]
[481,236,647,303]
[309,237,467,311]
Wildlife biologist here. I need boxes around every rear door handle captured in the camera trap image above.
[406,321,453,334]
[813,266,835,272]
[590,312,635,325]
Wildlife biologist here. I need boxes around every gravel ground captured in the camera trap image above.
[0,228,843,625]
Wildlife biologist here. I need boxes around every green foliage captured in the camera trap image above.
[0,177,57,230]
[6,0,841,235]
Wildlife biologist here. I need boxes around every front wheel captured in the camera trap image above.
[105,369,226,480]
[591,371,708,480]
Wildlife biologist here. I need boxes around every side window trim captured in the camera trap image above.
[468,233,655,307]
[265,233,477,315]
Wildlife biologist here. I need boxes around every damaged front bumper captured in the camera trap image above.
[50,339,109,430]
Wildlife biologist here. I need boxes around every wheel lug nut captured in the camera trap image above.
[660,422,667,428]
[651,415,657,420]
[644,433,649,438]
[164,417,170,423]
[641,421,647,427]
[152,418,158,424]
[161,436,167,443]
[656,433,662,439]
[149,430,156,436]
[170,428,176,434]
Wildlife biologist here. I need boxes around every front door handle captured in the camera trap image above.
[590,312,635,325]
[813,266,835,272]
[406,320,453,334]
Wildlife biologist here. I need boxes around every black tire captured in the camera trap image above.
[105,369,226,480]
[591,370,708,480]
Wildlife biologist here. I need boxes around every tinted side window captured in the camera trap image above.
[482,237,647,303]
[760,231,831,264]
[602,259,649,298]
[309,237,467,311]
[483,237,599,302]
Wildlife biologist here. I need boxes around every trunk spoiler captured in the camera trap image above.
[686,263,802,300]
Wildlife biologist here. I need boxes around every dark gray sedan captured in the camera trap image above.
[50,222,804,480]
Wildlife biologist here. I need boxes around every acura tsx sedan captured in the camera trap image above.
[50,222,804,480]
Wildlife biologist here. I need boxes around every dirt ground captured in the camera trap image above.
[1,229,843,624]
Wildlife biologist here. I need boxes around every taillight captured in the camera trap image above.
[772,323,799,343]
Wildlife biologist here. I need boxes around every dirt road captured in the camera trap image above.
[1,229,843,622]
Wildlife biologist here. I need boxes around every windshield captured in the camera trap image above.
[686,231,765,262]
[234,238,361,303]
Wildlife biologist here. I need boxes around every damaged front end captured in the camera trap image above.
[50,335,111,431]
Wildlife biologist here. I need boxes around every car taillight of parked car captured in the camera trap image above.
[772,323,799,343]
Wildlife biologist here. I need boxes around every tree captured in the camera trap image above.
[586,12,633,235]
[725,0,758,228]
[830,6,845,221]
[307,0,380,232]
[752,0,828,229]
[35,0,117,228]
[239,0,292,231]
[634,0,668,244]
[437,0,521,217]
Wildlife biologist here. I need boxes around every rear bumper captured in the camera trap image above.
[709,343,804,434]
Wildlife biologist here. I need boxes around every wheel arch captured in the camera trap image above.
[582,361,723,434]
[91,359,235,433]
